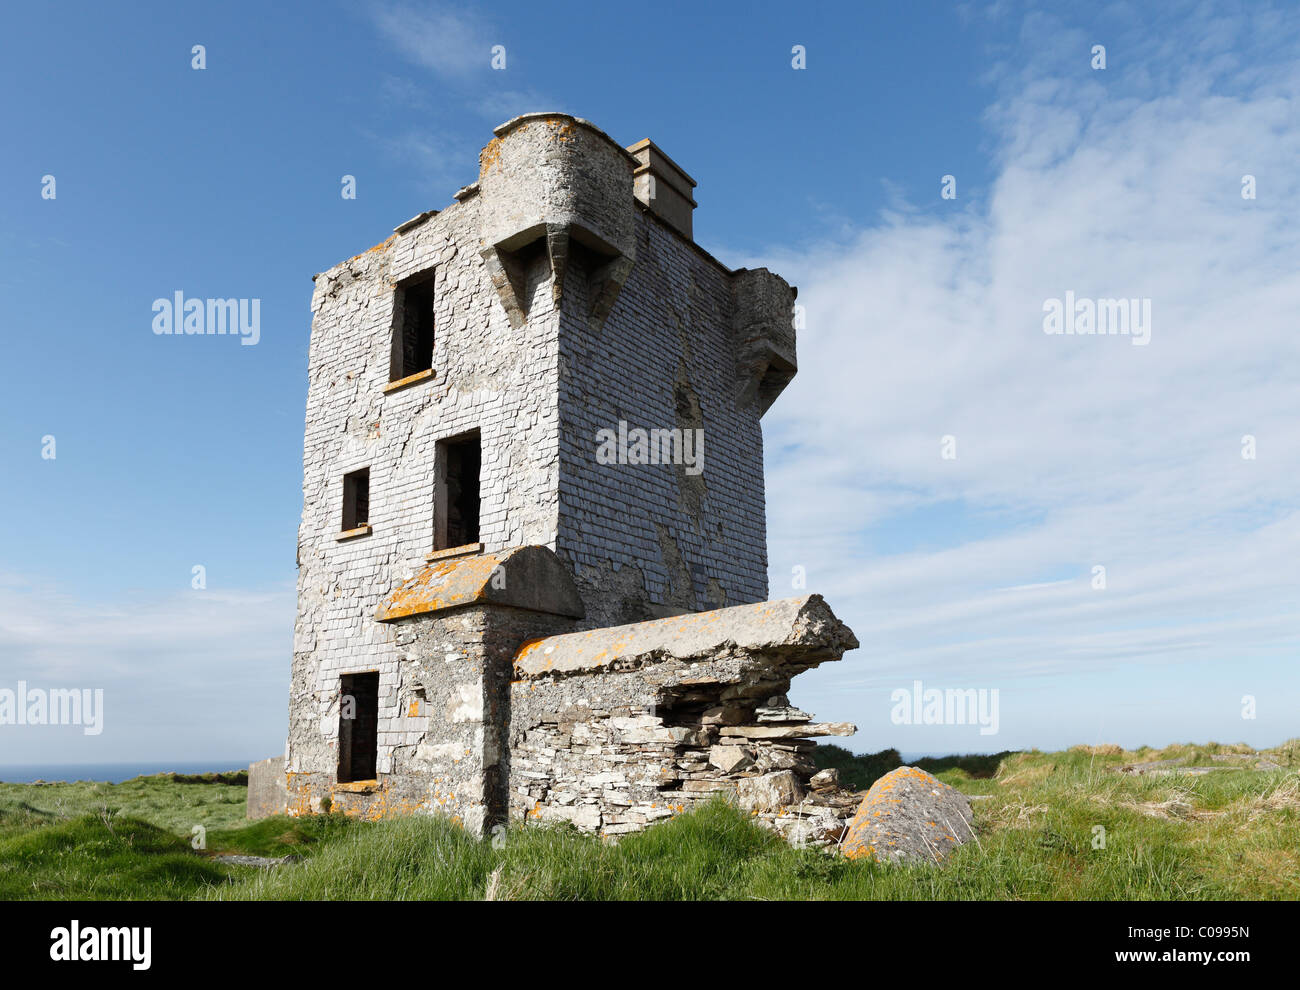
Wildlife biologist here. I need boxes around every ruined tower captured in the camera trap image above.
[278,114,857,836]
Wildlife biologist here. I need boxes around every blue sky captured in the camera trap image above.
[1,0,1297,766]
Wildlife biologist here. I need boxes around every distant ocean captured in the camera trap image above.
[0,754,971,784]
[0,762,255,784]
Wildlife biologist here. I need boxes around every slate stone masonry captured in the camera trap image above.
[273,113,858,838]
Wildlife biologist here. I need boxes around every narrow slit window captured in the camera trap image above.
[342,467,369,531]
[337,672,379,782]
[390,274,435,382]
[434,431,481,551]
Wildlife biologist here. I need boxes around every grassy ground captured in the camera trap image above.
[0,772,250,839]
[1,742,1296,900]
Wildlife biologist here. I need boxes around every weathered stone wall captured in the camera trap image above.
[555,210,776,626]
[246,755,287,819]
[286,112,809,819]
[508,595,859,836]
[288,193,562,794]
[287,601,577,831]
[286,589,865,840]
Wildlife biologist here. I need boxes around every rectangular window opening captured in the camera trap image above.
[390,273,435,382]
[338,672,379,783]
[342,467,370,531]
[434,431,481,551]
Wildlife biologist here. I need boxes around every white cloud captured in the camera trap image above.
[755,6,1300,745]
[0,576,294,763]
[368,2,496,80]
[364,5,560,194]
[369,127,463,194]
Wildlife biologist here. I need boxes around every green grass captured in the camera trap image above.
[0,773,250,839]
[0,813,232,900]
[0,772,362,900]
[2,741,1298,900]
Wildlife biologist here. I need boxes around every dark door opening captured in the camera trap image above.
[435,431,481,550]
[338,672,379,782]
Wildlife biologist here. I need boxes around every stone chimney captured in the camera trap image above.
[627,138,697,240]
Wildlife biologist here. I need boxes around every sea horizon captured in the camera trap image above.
[0,761,258,784]
[0,752,984,784]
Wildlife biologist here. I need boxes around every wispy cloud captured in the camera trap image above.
[363,3,559,191]
[368,1,496,80]
[474,88,567,124]
[0,576,295,762]
[752,4,1300,745]
[367,126,464,194]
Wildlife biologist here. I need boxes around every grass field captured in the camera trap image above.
[1,741,1296,900]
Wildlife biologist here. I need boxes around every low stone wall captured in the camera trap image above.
[507,595,858,836]
[246,755,287,819]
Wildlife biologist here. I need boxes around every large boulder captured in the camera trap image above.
[841,767,973,864]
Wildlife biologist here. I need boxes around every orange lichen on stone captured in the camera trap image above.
[347,234,396,265]
[479,134,505,175]
[376,552,504,620]
[548,118,578,144]
[284,771,315,817]
[841,766,973,863]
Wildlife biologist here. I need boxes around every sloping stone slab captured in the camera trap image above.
[513,594,858,679]
[841,767,974,864]
[376,545,585,621]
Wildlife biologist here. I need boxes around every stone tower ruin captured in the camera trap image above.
[274,113,858,837]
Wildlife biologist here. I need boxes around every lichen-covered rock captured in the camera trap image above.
[841,767,973,864]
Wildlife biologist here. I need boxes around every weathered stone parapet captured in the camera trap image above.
[477,113,638,330]
[508,595,858,836]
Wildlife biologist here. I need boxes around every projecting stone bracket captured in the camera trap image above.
[479,225,543,331]
[480,247,527,329]
[735,337,797,416]
[588,252,635,327]
[480,222,634,332]
[731,268,799,417]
